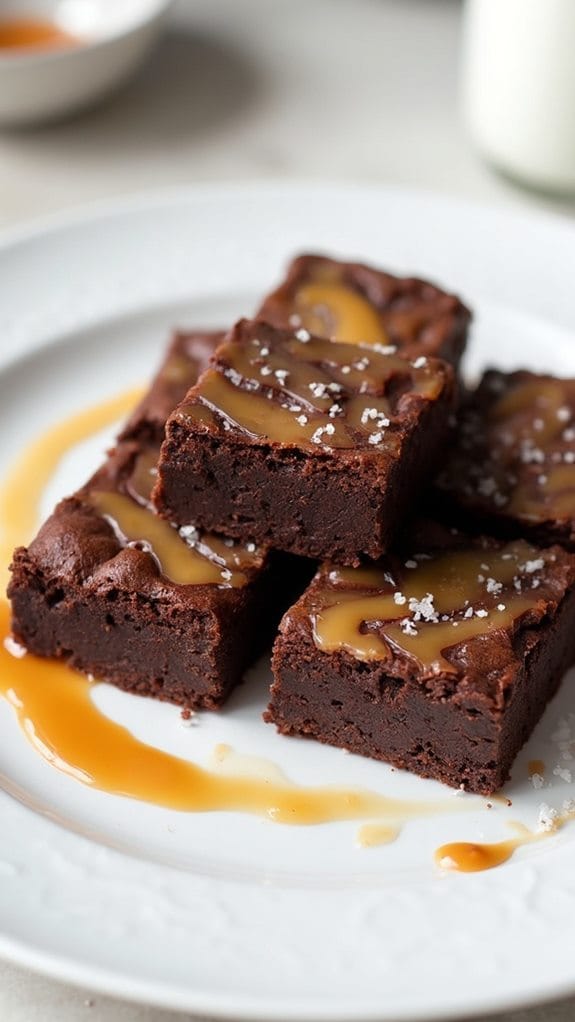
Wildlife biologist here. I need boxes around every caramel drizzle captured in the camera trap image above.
[125,447,158,504]
[312,540,550,672]
[294,281,389,347]
[90,449,263,588]
[435,834,529,872]
[182,330,445,450]
[435,809,575,872]
[0,600,468,828]
[89,491,247,587]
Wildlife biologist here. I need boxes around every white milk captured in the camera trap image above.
[461,0,575,193]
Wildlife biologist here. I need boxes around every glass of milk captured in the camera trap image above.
[461,0,575,194]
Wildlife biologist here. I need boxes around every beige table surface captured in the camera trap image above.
[1,1,574,1020]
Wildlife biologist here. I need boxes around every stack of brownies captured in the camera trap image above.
[9,254,575,795]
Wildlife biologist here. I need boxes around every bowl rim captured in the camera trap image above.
[0,0,173,66]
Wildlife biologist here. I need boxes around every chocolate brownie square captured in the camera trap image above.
[435,370,575,549]
[8,330,302,709]
[257,253,471,366]
[266,522,575,794]
[153,319,456,565]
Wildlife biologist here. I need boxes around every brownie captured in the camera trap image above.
[8,330,303,710]
[153,318,456,566]
[257,253,471,366]
[435,370,575,549]
[118,329,223,446]
[266,521,575,794]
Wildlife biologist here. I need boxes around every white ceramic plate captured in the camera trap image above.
[1,184,575,1021]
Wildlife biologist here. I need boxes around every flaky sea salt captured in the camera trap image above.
[477,476,497,497]
[353,356,370,371]
[180,525,199,543]
[361,407,379,424]
[537,803,559,832]
[408,593,438,623]
[521,558,544,574]
[486,578,503,595]
[400,618,418,637]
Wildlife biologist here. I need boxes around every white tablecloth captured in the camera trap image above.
[1,1,574,1019]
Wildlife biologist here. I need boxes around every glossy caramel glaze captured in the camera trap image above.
[291,278,389,347]
[307,535,567,675]
[437,371,575,531]
[435,836,528,872]
[89,490,246,587]
[0,17,78,50]
[89,445,261,588]
[178,318,450,451]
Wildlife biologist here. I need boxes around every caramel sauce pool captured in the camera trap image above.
[0,388,570,868]
[0,601,465,826]
[435,836,530,873]
[0,17,79,51]
[436,808,575,873]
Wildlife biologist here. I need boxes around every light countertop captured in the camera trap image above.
[1,1,574,1020]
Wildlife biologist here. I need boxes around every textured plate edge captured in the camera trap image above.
[1,182,575,1020]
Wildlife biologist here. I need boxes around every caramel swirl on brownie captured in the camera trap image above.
[155,320,456,564]
[436,370,575,548]
[88,443,264,589]
[257,253,471,365]
[310,539,556,673]
[178,319,448,452]
[267,522,575,793]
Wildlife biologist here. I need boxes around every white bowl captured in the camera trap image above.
[0,0,172,126]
